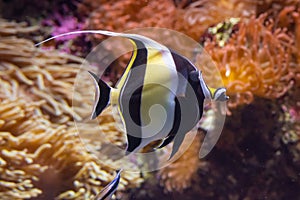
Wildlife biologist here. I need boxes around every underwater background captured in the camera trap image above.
[0,0,300,199]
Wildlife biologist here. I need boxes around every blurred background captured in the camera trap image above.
[0,0,300,199]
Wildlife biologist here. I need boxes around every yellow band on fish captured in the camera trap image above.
[208,87,216,99]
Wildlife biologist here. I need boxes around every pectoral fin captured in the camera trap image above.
[168,132,186,160]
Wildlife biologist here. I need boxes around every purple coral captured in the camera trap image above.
[41,3,89,55]
[43,13,84,42]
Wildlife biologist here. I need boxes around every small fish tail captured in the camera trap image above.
[94,169,122,200]
[88,71,111,119]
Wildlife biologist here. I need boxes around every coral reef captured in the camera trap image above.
[255,0,300,22]
[203,98,300,199]
[158,132,205,193]
[255,0,300,86]
[0,98,142,200]
[279,85,300,168]
[0,0,91,56]
[0,19,143,200]
[80,0,176,34]
[0,19,91,124]
[0,19,39,37]
[41,2,92,56]
[2,1,300,199]
[81,0,255,41]
[173,0,255,40]
[42,12,85,52]
[203,15,294,108]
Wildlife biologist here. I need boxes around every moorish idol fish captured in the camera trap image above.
[36,30,228,200]
[36,30,228,159]
[85,31,229,159]
[95,170,121,200]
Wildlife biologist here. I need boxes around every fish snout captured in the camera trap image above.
[214,88,229,101]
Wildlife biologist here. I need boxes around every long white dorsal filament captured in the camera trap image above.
[35,30,125,46]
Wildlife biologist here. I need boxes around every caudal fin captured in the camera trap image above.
[88,71,111,119]
[95,170,122,200]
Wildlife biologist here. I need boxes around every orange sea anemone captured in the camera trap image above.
[158,132,205,193]
[81,0,255,41]
[174,0,256,40]
[203,15,295,108]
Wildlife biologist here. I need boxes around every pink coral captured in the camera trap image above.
[43,14,84,42]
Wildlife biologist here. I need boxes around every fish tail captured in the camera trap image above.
[88,71,111,119]
[94,169,122,200]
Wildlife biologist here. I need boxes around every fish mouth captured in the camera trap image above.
[213,87,229,101]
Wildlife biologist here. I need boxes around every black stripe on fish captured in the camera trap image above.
[156,50,205,159]
[169,50,205,117]
[188,71,205,118]
[119,40,148,154]
[157,96,181,149]
[170,50,197,80]
[155,51,203,150]
[172,70,205,160]
[88,71,111,119]
[168,91,201,159]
